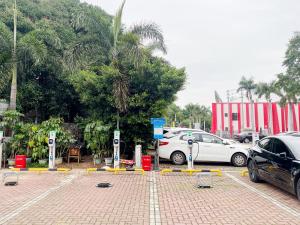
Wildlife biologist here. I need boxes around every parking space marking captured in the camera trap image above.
[225,172,300,219]
[0,174,76,225]
[150,171,161,225]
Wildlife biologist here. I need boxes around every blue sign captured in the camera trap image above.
[151,118,166,139]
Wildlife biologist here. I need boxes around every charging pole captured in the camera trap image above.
[113,130,120,168]
[48,131,56,170]
[187,132,194,170]
[0,131,3,169]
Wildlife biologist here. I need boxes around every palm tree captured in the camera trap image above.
[9,0,17,110]
[111,0,166,129]
[274,74,298,131]
[237,76,256,142]
[255,81,275,134]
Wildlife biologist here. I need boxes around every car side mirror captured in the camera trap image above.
[279,152,287,159]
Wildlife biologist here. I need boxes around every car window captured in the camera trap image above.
[200,134,223,144]
[258,138,273,152]
[180,133,201,142]
[272,138,292,158]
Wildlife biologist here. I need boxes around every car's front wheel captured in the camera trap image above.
[171,151,186,165]
[231,153,247,167]
[248,160,261,183]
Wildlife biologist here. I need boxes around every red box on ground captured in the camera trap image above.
[142,155,152,171]
[15,155,26,168]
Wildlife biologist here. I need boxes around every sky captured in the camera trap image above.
[83,0,300,108]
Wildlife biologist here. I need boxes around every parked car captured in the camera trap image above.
[163,128,206,139]
[233,132,266,143]
[159,132,249,166]
[247,133,300,200]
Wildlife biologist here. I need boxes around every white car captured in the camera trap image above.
[159,132,249,167]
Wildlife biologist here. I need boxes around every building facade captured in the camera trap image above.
[211,102,300,136]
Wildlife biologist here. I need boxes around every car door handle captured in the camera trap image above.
[203,145,211,147]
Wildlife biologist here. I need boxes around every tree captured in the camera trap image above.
[237,76,256,140]
[255,81,275,134]
[273,33,300,131]
[9,0,17,110]
[110,0,166,130]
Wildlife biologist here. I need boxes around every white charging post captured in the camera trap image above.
[187,131,194,170]
[135,144,142,168]
[113,130,120,168]
[0,131,3,169]
[48,131,56,169]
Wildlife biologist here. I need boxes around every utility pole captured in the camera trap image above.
[226,90,230,138]
[241,90,244,131]
[9,0,17,110]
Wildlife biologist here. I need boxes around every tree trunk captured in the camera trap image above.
[9,1,17,110]
[288,102,294,132]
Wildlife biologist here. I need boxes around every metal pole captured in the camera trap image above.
[241,90,244,131]
[154,140,159,170]
[227,90,230,138]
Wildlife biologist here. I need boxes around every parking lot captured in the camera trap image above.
[1,164,300,225]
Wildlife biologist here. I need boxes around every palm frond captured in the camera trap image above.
[130,22,167,54]
[112,0,126,50]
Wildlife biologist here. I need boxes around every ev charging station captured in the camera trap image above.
[0,131,3,169]
[187,132,194,170]
[48,131,56,169]
[113,130,120,168]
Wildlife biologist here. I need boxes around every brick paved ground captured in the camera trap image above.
[157,172,300,225]
[1,166,300,225]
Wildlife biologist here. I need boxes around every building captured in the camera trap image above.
[211,102,300,136]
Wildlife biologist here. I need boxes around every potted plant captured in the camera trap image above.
[102,149,113,166]
[28,125,49,165]
[84,121,111,166]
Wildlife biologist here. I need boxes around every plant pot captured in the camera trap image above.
[7,159,15,166]
[38,159,47,165]
[26,158,32,164]
[94,158,101,165]
[104,157,113,166]
[55,157,63,165]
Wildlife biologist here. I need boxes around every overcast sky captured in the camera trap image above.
[83,0,300,108]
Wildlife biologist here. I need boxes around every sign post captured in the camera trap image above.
[151,118,166,171]
[0,131,3,169]
[48,131,56,170]
[113,130,120,168]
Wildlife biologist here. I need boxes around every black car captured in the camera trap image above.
[234,132,266,143]
[247,134,300,199]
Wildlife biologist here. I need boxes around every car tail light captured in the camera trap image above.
[159,141,169,146]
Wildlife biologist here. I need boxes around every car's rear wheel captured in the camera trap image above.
[231,153,247,167]
[296,178,300,201]
[171,151,186,165]
[248,160,260,183]
[244,138,250,143]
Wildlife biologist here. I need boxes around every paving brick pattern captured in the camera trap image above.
[157,173,300,225]
[0,172,65,220]
[1,167,300,225]
[2,172,149,225]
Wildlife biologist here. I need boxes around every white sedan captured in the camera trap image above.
[159,132,249,167]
